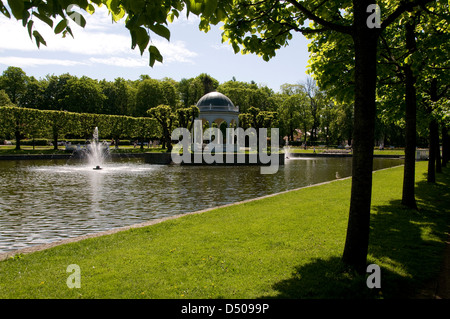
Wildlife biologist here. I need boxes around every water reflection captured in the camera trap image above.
[0,157,402,252]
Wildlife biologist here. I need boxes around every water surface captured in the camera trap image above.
[0,157,402,253]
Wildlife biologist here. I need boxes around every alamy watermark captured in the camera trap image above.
[366,264,381,289]
[171,120,280,175]
[66,264,81,289]
[367,4,381,29]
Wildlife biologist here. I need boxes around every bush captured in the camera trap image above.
[18,139,49,146]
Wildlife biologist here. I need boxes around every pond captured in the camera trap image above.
[0,156,403,253]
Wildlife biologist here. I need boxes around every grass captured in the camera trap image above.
[0,161,448,299]
[289,146,405,156]
[0,145,406,156]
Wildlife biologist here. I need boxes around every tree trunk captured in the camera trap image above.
[53,131,59,151]
[427,78,439,182]
[342,1,379,274]
[15,128,21,150]
[401,23,417,209]
[428,119,438,183]
[435,122,441,173]
[435,121,442,173]
[442,126,449,167]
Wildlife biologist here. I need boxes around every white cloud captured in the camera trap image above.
[89,56,146,68]
[154,40,198,64]
[0,6,199,67]
[0,56,87,67]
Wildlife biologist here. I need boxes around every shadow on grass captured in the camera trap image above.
[262,166,450,299]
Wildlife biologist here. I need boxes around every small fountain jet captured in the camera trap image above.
[90,127,105,170]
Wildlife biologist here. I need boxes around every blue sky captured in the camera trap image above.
[0,6,311,92]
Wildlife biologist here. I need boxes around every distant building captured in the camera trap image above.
[196,91,239,129]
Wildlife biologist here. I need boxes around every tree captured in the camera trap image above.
[132,117,158,149]
[102,114,134,149]
[216,0,436,273]
[302,77,323,142]
[0,89,13,107]
[279,93,307,143]
[176,105,200,132]
[45,110,72,150]
[147,105,176,152]
[19,76,47,109]
[177,74,220,109]
[43,73,77,111]
[135,78,166,117]
[160,77,181,109]
[196,73,219,95]
[100,77,136,116]
[0,106,44,150]
[60,76,105,114]
[0,66,28,104]
[177,78,195,108]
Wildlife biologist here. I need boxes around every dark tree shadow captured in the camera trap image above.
[260,167,450,299]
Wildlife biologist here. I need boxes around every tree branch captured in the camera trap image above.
[284,0,353,35]
[380,0,435,30]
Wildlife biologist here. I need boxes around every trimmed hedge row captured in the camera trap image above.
[0,106,159,149]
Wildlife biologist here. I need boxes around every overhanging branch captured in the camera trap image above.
[284,0,353,35]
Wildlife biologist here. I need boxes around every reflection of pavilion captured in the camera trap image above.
[196,91,239,129]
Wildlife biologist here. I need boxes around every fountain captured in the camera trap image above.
[284,139,291,159]
[88,127,109,170]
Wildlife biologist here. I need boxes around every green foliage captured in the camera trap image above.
[135,78,166,117]
[278,92,309,143]
[61,76,106,114]
[0,89,13,107]
[177,74,219,108]
[176,105,200,131]
[100,78,136,115]
[239,106,277,130]
[217,80,276,114]
[147,104,177,151]
[0,66,28,104]
[0,106,158,149]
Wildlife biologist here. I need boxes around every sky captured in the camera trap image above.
[0,6,312,93]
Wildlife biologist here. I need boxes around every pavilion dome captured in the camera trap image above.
[196,91,238,112]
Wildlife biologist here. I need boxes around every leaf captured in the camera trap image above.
[149,45,163,67]
[232,42,240,54]
[7,0,24,19]
[33,12,53,28]
[149,24,171,41]
[188,0,203,15]
[203,0,218,17]
[0,2,11,18]
[54,19,68,34]
[63,26,74,38]
[21,10,30,27]
[86,4,95,15]
[27,20,34,39]
[135,27,150,55]
[32,30,47,48]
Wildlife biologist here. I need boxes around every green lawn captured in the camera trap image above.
[288,146,405,156]
[0,161,448,299]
